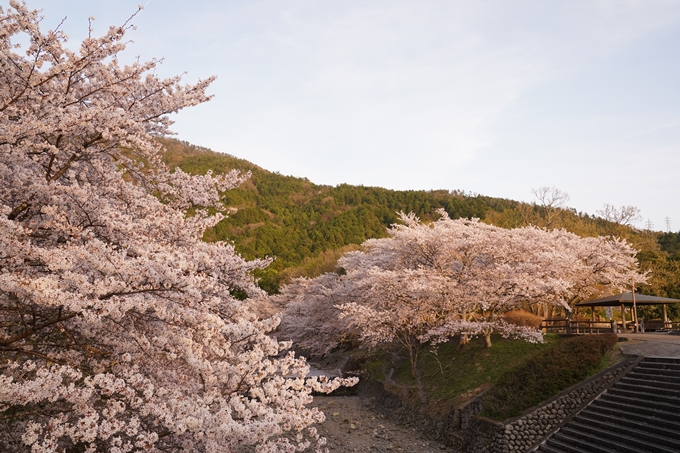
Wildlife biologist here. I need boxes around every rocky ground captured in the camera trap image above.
[310,395,455,453]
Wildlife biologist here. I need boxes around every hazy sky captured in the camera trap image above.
[17,0,680,231]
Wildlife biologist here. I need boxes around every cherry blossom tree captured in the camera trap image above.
[336,212,566,366]
[279,210,644,377]
[0,3,354,452]
[419,220,645,347]
[274,273,359,357]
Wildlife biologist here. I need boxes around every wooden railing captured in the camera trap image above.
[540,318,617,334]
[640,320,680,331]
[540,318,680,334]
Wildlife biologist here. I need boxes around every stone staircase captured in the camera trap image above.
[536,357,680,453]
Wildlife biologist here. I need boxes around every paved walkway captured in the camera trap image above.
[617,332,680,358]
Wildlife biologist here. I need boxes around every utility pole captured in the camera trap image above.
[665,217,672,232]
[632,280,639,333]
[645,219,654,231]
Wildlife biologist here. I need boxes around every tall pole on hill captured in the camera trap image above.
[632,279,639,333]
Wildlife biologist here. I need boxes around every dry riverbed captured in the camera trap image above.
[310,395,455,453]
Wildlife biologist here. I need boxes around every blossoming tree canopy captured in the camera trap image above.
[280,209,644,375]
[0,3,355,452]
[341,211,642,349]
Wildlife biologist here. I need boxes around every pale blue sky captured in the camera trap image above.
[17,0,680,231]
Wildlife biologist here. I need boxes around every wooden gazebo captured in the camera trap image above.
[574,292,680,331]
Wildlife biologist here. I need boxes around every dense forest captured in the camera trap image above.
[160,138,680,310]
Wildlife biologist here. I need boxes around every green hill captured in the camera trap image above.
[160,138,679,302]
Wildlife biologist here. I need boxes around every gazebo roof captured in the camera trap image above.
[575,292,680,307]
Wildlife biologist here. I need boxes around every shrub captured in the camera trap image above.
[502,310,544,328]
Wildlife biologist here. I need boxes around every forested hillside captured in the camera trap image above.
[160,138,679,302]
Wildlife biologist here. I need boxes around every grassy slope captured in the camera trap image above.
[481,334,619,420]
[363,334,620,421]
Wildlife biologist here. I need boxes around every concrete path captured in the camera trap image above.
[617,332,680,358]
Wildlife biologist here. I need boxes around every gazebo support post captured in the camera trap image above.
[620,304,626,331]
[663,304,669,329]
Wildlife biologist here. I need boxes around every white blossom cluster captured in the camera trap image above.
[0,3,355,452]
[279,210,644,363]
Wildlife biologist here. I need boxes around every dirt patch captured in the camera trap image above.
[311,395,455,452]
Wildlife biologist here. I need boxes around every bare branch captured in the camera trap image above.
[596,203,642,226]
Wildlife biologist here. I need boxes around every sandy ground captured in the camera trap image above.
[310,395,455,453]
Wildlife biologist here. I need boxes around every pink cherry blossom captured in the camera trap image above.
[0,3,355,452]
[279,209,644,373]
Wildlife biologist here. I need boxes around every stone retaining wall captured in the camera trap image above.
[461,416,504,453]
[354,375,487,450]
